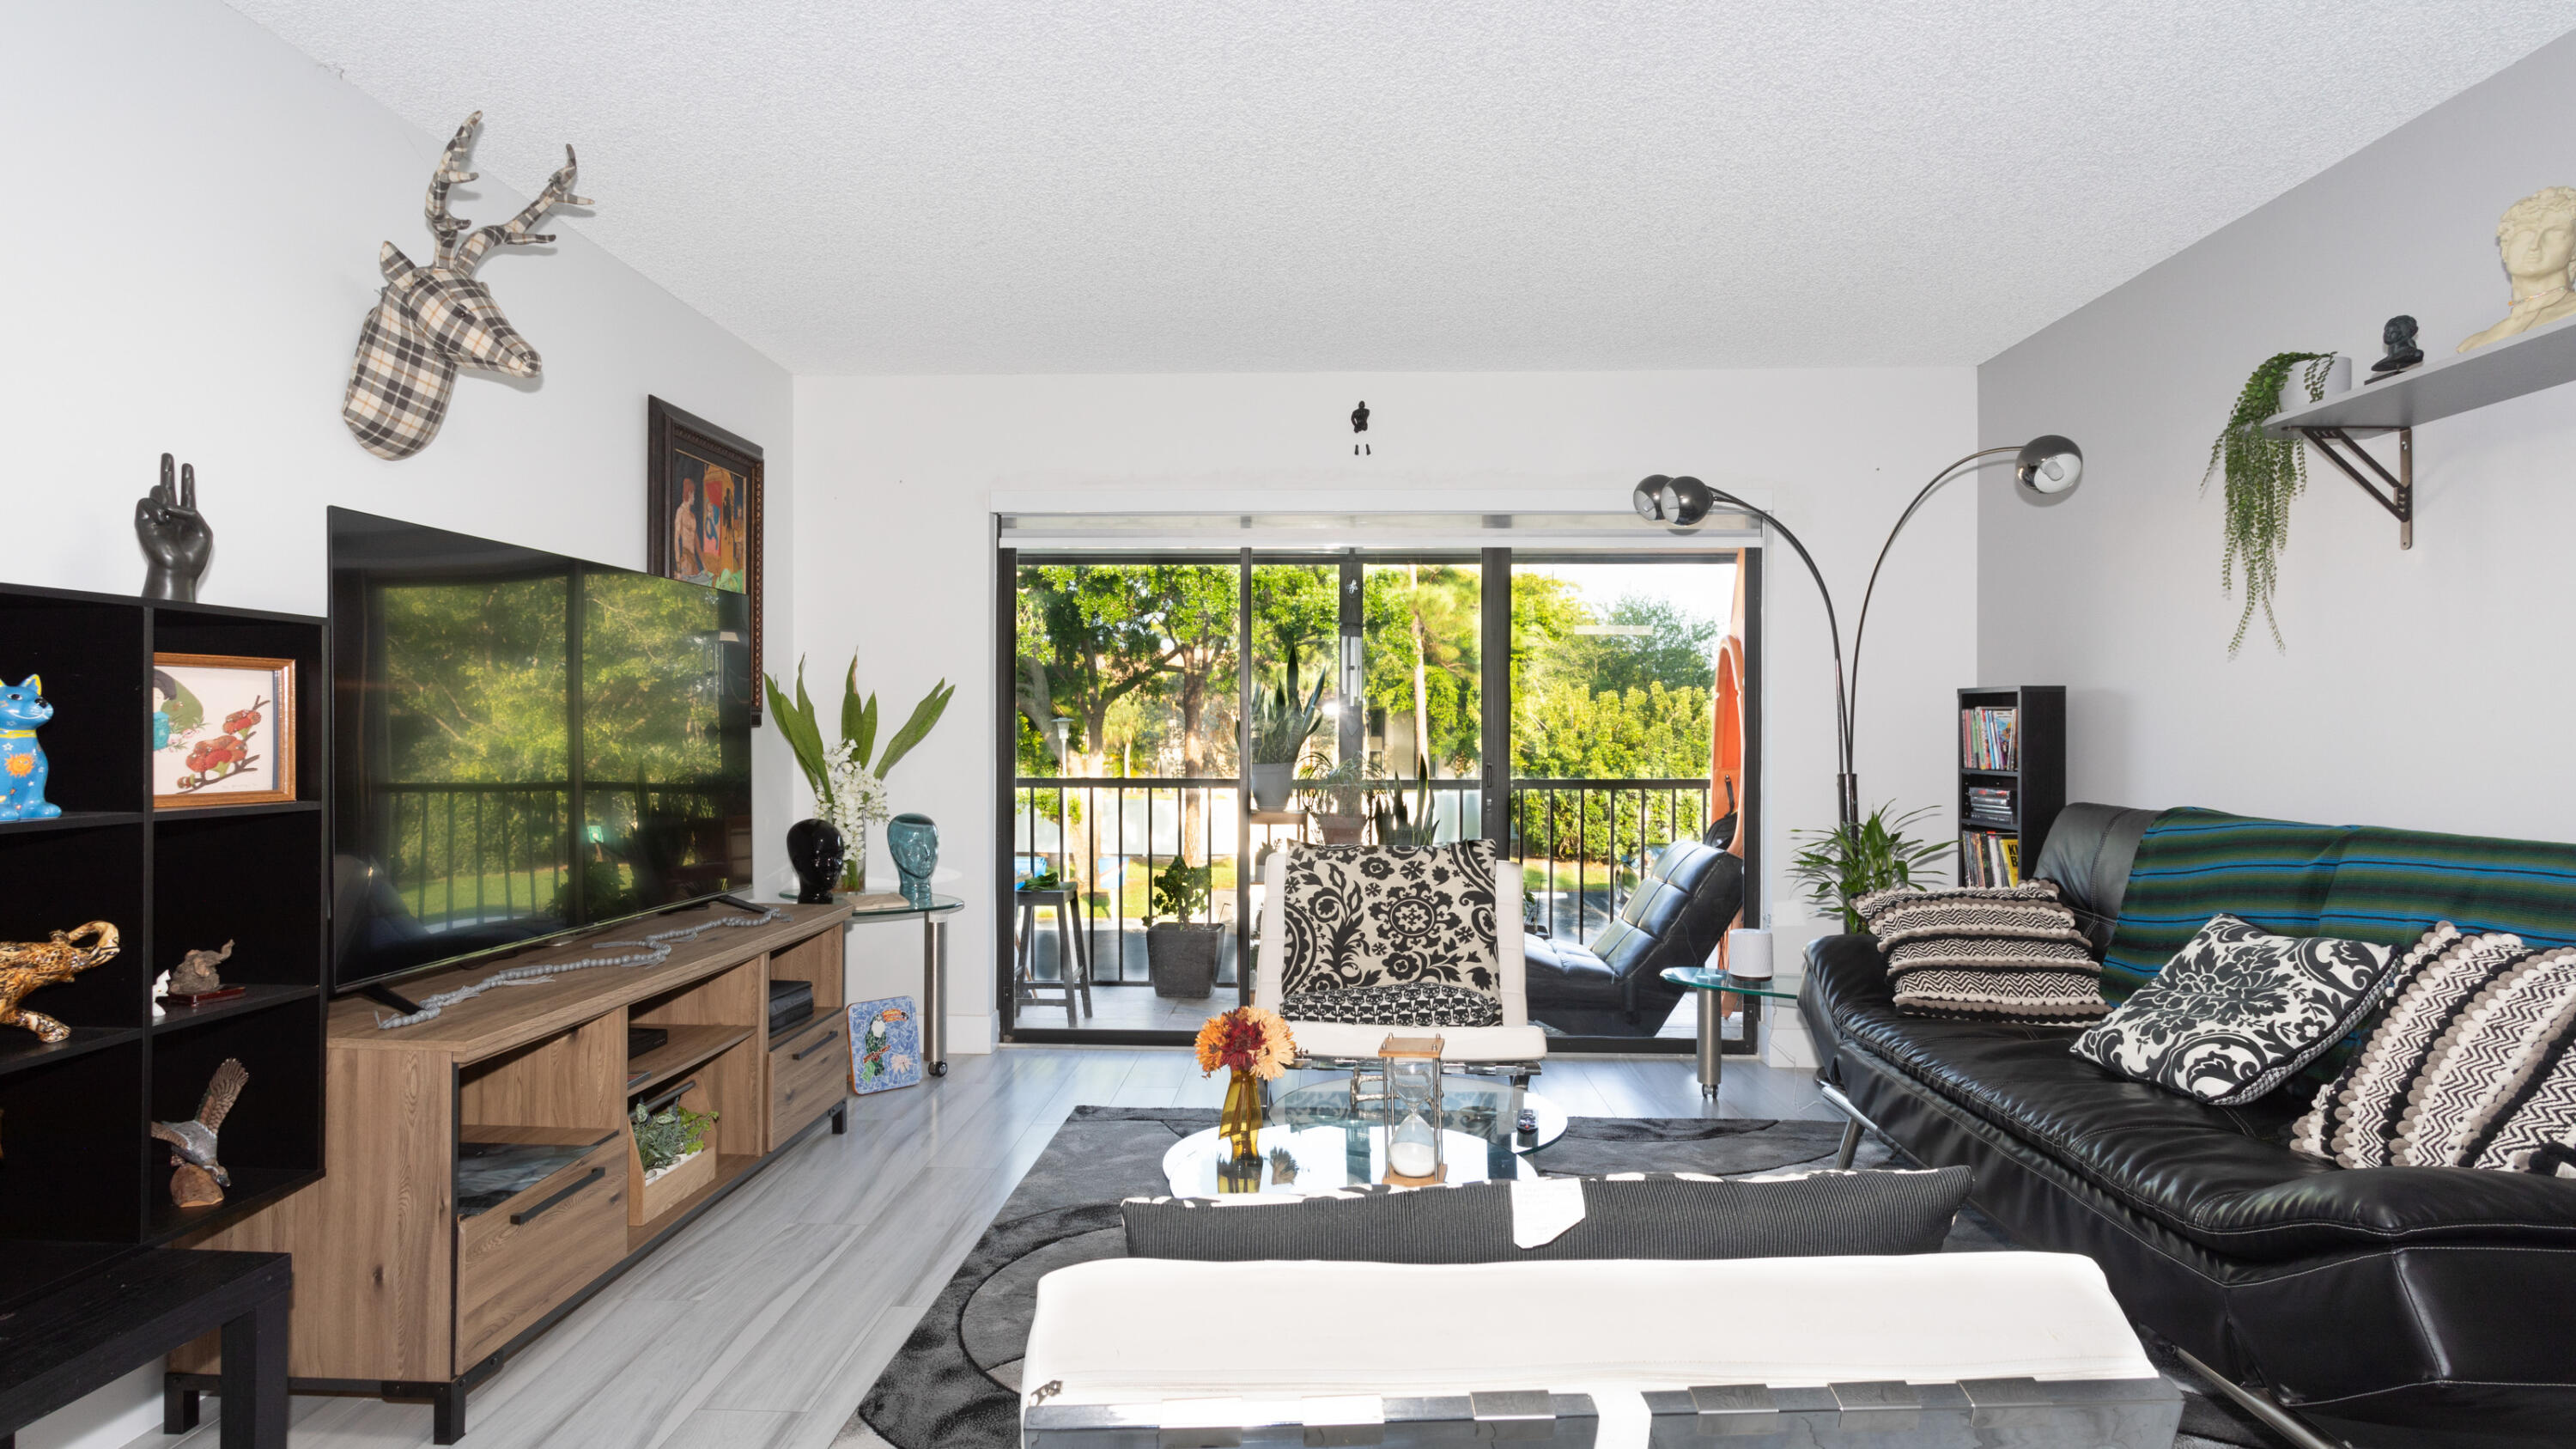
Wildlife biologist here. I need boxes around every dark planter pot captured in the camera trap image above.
[1249,762,1295,812]
[1146,922,1226,999]
[786,818,846,904]
[1315,813,1367,847]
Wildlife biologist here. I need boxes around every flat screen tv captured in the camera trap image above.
[328,507,754,999]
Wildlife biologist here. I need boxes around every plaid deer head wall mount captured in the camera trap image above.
[342,113,592,460]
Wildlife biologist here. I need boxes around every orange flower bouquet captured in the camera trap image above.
[1197,1007,1295,1169]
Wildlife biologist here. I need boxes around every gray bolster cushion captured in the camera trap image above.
[1121,1166,1973,1263]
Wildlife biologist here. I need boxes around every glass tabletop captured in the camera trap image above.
[1162,1080,1565,1198]
[1660,966,1801,1001]
[775,890,965,917]
[1276,1076,1566,1153]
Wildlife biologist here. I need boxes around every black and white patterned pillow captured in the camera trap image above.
[2072,914,2397,1105]
[1850,881,2111,1024]
[1277,842,1501,1002]
[1280,981,1503,1028]
[2291,922,2576,1172]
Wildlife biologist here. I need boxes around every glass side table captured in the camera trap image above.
[1660,967,1801,1099]
[780,891,965,1075]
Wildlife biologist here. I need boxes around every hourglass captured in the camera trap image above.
[1377,1035,1447,1185]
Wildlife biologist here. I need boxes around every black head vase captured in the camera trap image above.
[787,818,847,904]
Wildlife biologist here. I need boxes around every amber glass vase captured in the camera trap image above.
[1219,1068,1263,1166]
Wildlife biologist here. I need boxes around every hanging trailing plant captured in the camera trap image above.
[2203,352,2337,654]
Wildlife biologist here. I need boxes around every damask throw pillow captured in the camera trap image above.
[1850,881,2111,1024]
[2291,922,2576,1172]
[2071,914,2397,1106]
[1279,982,1504,1028]
[1277,841,1501,1004]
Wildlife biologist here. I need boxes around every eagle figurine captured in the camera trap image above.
[151,1057,247,1208]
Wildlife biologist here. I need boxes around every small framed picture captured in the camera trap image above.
[152,654,295,809]
[848,996,922,1094]
[647,397,765,724]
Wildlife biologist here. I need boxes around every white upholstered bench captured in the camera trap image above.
[1020,1252,2179,1447]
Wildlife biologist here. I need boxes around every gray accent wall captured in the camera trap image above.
[1978,29,2576,840]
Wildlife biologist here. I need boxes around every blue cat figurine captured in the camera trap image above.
[0,676,61,821]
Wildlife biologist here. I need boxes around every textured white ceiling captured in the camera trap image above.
[229,1,2576,374]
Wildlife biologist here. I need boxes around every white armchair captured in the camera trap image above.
[1255,842,1547,1075]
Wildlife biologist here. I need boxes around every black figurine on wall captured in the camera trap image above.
[136,454,212,601]
[2367,315,2425,381]
[1351,399,1370,456]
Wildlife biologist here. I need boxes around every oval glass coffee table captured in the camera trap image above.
[1160,1076,1565,1197]
[1661,967,1801,1098]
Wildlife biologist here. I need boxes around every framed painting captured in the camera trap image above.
[152,654,295,808]
[647,397,766,723]
[848,996,923,1094]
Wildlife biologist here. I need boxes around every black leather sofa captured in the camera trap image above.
[1524,837,1741,1036]
[1800,803,2576,1447]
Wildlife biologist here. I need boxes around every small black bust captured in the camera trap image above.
[2369,314,2424,379]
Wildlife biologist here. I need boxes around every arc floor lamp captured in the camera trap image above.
[1634,435,2083,831]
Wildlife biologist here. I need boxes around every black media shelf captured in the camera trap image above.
[149,983,321,1035]
[0,810,149,837]
[1957,685,2065,888]
[0,580,326,1252]
[153,799,323,822]
[0,1026,144,1079]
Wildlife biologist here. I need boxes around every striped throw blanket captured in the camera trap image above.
[2103,807,2576,995]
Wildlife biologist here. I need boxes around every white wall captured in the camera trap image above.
[4,3,791,1445]
[794,368,1978,1050]
[1979,32,2576,839]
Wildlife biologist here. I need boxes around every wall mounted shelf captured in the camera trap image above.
[2263,311,2576,549]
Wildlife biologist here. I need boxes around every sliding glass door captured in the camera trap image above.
[1000,545,1753,1050]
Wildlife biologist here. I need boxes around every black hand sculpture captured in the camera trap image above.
[137,454,213,602]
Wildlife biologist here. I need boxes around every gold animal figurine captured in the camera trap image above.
[168,940,234,996]
[152,1057,248,1209]
[0,922,121,1043]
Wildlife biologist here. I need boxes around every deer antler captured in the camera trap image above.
[426,113,483,266]
[459,144,591,271]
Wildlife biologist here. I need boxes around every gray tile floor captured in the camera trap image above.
[130,1047,1827,1449]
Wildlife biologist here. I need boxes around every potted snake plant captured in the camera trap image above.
[1249,655,1328,812]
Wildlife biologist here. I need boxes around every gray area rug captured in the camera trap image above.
[853,1106,2284,1449]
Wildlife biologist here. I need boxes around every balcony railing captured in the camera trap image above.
[1010,775,1716,971]
[372,779,736,928]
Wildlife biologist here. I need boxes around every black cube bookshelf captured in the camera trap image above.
[1957,685,2064,887]
[0,581,325,1297]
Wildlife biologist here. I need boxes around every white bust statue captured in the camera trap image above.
[2458,186,2576,352]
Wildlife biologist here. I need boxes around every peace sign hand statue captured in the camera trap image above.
[137,454,213,602]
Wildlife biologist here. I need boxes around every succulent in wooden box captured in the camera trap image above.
[631,1099,717,1175]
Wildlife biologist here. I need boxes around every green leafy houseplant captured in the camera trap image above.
[2204,351,2338,655]
[1789,802,1949,934]
[763,657,955,887]
[1149,853,1213,922]
[631,1099,717,1175]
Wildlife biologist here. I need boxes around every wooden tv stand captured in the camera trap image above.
[168,900,854,1442]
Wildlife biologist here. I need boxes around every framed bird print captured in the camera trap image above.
[647,397,765,723]
[152,654,296,808]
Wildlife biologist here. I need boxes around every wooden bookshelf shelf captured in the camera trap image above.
[624,1023,754,1099]
[1958,686,2064,888]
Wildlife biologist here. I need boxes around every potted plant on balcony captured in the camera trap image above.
[1249,659,1328,812]
[1301,758,1369,845]
[1371,757,1441,848]
[1145,853,1224,998]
